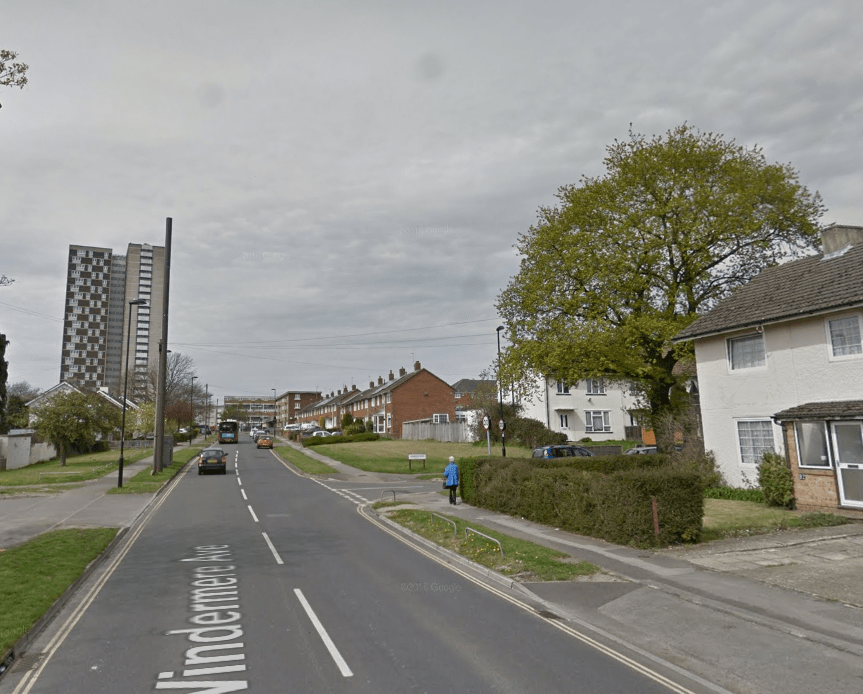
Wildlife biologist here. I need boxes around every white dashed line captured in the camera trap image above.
[294,589,353,677]
[262,532,284,564]
[247,505,259,522]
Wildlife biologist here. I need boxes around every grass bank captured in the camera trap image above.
[107,446,201,494]
[701,498,850,542]
[274,447,337,475]
[383,509,600,582]
[0,528,118,653]
[310,439,533,474]
[0,448,152,488]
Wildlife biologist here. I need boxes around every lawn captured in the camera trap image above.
[309,439,533,474]
[107,446,201,494]
[274,447,337,475]
[701,499,850,542]
[0,448,152,487]
[0,528,118,654]
[385,509,600,581]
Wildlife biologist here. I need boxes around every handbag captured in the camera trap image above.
[442,480,448,489]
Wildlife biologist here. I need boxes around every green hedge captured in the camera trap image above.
[303,433,381,447]
[459,456,704,547]
[704,486,765,503]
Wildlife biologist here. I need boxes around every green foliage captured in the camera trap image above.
[221,404,246,422]
[4,394,29,430]
[34,391,121,465]
[758,451,795,508]
[462,455,705,547]
[704,486,765,503]
[506,417,568,448]
[341,412,354,429]
[344,419,365,435]
[303,432,380,447]
[496,124,824,429]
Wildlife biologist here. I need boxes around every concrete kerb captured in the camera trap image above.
[362,504,539,600]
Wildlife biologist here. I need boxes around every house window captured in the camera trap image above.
[294,402,300,409]
[828,316,862,357]
[455,412,467,422]
[386,393,391,403]
[585,410,611,433]
[387,414,392,430]
[433,413,449,423]
[736,419,774,465]
[455,391,462,399]
[795,422,830,468]
[728,334,766,370]
[585,378,605,395]
[559,414,569,429]
[556,381,569,394]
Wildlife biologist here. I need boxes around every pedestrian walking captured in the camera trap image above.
[443,455,459,505]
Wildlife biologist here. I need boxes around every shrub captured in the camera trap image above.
[704,486,765,503]
[344,420,365,435]
[758,452,795,509]
[506,417,568,448]
[303,433,380,447]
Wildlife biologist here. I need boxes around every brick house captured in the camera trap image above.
[275,390,321,428]
[298,362,455,438]
[674,224,863,517]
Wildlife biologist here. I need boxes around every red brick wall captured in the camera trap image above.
[784,424,863,520]
[390,370,455,438]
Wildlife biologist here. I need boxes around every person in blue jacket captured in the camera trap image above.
[443,455,459,505]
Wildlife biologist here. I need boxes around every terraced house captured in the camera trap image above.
[297,362,455,438]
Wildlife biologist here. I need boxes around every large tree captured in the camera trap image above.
[34,391,121,466]
[497,124,824,432]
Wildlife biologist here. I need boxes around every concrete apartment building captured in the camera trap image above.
[276,390,322,427]
[60,242,165,394]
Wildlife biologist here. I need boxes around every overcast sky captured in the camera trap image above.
[1,0,861,404]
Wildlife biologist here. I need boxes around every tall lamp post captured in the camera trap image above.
[496,325,506,458]
[119,298,148,488]
[271,388,277,434]
[190,375,198,446]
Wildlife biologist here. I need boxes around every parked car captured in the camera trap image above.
[625,445,658,455]
[531,445,594,459]
[198,447,227,475]
[311,430,332,437]
[256,435,274,449]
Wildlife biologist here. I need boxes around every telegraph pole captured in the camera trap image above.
[153,218,172,474]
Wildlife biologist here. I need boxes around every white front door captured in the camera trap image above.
[831,422,863,508]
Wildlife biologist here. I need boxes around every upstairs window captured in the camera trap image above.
[556,381,569,394]
[728,333,766,370]
[828,316,862,357]
[585,378,605,395]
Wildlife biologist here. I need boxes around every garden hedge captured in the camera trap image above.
[458,455,704,547]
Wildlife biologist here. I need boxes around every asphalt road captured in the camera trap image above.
[5,436,690,693]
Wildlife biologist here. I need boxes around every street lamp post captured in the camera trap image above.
[119,298,148,488]
[190,375,198,446]
[272,388,277,435]
[496,325,506,458]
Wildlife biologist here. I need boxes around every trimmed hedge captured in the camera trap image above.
[459,456,704,547]
[303,433,381,447]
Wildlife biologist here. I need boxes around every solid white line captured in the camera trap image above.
[241,489,248,500]
[294,589,353,677]
[247,505,259,522]
[261,532,284,564]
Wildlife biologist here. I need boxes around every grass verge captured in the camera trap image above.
[384,509,600,582]
[0,528,118,653]
[107,446,202,494]
[275,447,337,475]
[310,439,533,474]
[701,499,851,542]
[0,448,152,487]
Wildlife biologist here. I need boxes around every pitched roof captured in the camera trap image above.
[675,242,863,341]
[773,400,863,421]
[452,379,494,393]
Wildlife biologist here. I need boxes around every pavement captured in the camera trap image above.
[3,437,863,693]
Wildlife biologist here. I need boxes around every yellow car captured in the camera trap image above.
[256,435,273,449]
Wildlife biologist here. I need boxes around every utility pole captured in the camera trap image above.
[153,218,172,474]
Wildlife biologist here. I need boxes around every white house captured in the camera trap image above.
[520,376,640,442]
[674,224,863,508]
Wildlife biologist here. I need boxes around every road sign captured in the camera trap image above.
[482,415,490,430]
[498,419,506,431]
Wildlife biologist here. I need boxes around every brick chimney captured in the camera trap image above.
[370,381,374,389]
[377,376,384,385]
[352,384,358,391]
[388,370,394,381]
[414,361,421,371]
[399,367,406,377]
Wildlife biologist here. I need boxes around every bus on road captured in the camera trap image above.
[218,419,239,444]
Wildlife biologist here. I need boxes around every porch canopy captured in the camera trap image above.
[773,400,863,422]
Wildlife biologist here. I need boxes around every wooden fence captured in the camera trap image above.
[401,421,474,443]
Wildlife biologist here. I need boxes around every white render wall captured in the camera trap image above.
[695,309,863,487]
[520,378,637,442]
